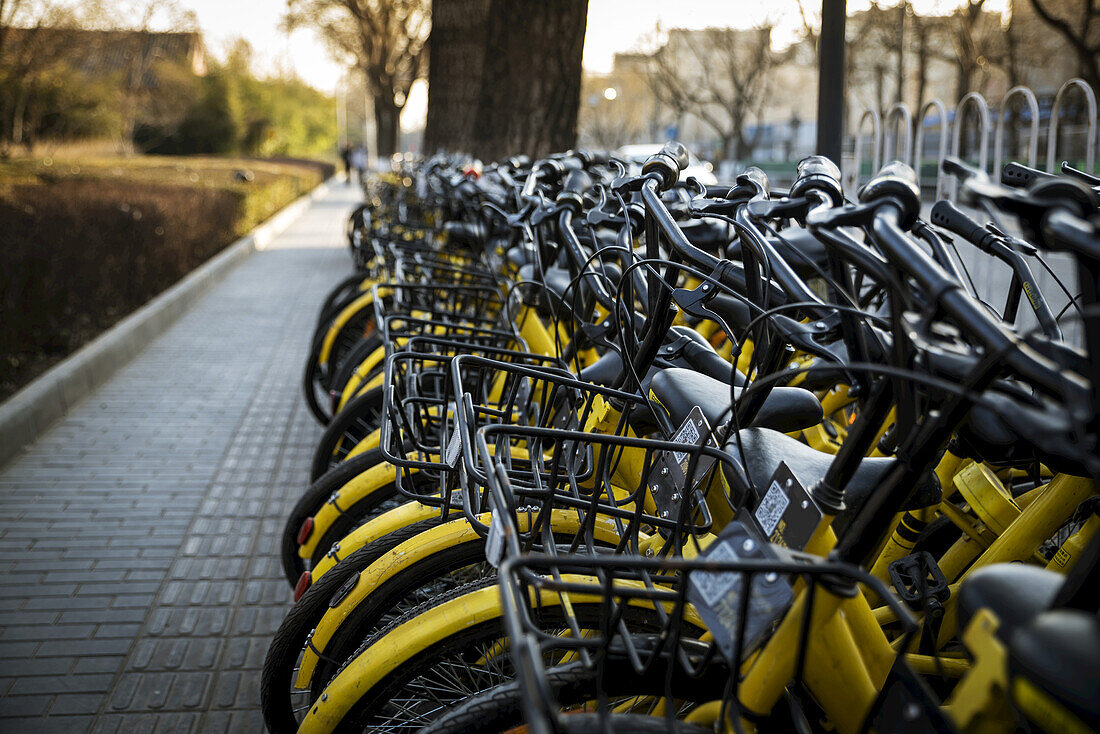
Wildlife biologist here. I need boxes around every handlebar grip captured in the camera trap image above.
[736,166,770,196]
[1002,161,1054,188]
[642,142,690,191]
[858,161,922,228]
[559,169,592,200]
[942,156,987,183]
[930,200,995,251]
[790,155,844,205]
[575,149,611,167]
[660,142,690,171]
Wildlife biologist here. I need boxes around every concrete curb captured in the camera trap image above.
[0,178,335,468]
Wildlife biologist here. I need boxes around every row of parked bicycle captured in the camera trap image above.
[260,143,1100,733]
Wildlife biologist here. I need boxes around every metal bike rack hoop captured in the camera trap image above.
[1047,78,1097,174]
[950,92,992,200]
[851,108,882,190]
[884,102,914,167]
[993,86,1040,179]
[914,99,949,201]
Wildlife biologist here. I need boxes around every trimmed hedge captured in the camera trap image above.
[0,158,328,399]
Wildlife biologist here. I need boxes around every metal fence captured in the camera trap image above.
[848,78,1098,200]
[848,78,1095,347]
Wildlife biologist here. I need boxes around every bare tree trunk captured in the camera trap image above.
[374,95,400,158]
[11,86,26,146]
[423,0,489,153]
[424,0,588,160]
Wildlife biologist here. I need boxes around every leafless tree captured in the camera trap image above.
[0,0,82,149]
[286,0,428,158]
[110,0,199,152]
[1028,0,1100,92]
[646,25,779,162]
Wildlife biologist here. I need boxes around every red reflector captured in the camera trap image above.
[297,517,315,545]
[293,572,312,602]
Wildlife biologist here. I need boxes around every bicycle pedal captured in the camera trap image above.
[889,552,949,612]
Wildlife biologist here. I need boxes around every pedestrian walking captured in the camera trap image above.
[340,143,352,185]
[350,146,368,185]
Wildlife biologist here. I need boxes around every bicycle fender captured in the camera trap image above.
[297,459,409,560]
[338,428,382,463]
[308,500,440,582]
[318,292,377,369]
[298,574,697,734]
[335,346,387,412]
[295,511,632,691]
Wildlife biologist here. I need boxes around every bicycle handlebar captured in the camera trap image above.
[929,200,999,253]
[641,142,689,191]
[790,155,844,206]
[858,160,922,228]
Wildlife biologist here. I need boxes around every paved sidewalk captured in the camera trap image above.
[0,183,360,732]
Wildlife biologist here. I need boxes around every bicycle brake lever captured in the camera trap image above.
[745,196,811,221]
[985,224,1038,256]
[806,199,879,229]
[672,283,737,347]
[529,201,564,227]
[1061,161,1100,188]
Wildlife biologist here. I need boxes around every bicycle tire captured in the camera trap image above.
[279,450,383,585]
[306,581,679,734]
[423,646,729,734]
[308,385,386,483]
[262,516,450,734]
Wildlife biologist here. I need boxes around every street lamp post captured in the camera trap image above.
[816,0,847,164]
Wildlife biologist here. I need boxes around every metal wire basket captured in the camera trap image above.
[378,344,567,511]
[497,545,924,734]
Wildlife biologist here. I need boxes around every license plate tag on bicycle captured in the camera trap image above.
[686,521,793,664]
[753,463,822,551]
[650,407,717,520]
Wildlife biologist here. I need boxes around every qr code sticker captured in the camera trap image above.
[692,540,742,607]
[755,481,789,535]
[672,419,701,465]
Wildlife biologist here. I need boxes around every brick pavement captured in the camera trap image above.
[0,183,359,732]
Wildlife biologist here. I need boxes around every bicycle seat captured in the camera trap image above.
[1008,609,1100,730]
[958,395,1090,477]
[957,564,1062,643]
[726,227,829,280]
[721,427,942,537]
[649,368,822,434]
[516,264,589,312]
[444,221,485,246]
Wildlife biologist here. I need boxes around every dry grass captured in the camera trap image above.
[0,154,334,400]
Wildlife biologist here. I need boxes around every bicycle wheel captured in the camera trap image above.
[305,524,496,699]
[262,516,450,734]
[424,648,729,734]
[309,386,385,483]
[303,465,437,572]
[299,581,681,734]
[280,450,383,585]
[325,333,384,416]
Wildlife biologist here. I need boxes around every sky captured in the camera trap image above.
[158,0,1010,123]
